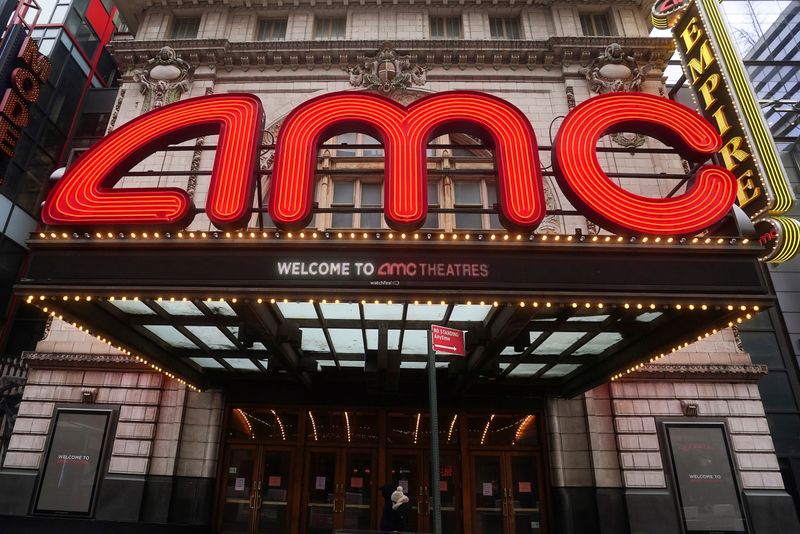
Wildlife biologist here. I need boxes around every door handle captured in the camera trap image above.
[249,493,256,509]
[502,500,508,517]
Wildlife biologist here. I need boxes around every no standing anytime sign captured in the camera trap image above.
[431,325,465,356]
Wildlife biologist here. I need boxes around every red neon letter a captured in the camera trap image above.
[42,93,264,230]
[270,91,545,232]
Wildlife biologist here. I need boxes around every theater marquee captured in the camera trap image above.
[18,75,779,394]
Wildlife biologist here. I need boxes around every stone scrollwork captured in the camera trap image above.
[347,42,429,92]
[579,43,653,148]
[133,46,194,112]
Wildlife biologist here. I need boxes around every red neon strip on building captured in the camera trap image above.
[270,91,545,231]
[42,93,263,229]
[552,92,736,235]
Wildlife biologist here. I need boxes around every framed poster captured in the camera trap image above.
[664,422,748,533]
[33,408,114,515]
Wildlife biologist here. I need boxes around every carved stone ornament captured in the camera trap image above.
[133,46,194,112]
[347,43,429,92]
[579,43,653,148]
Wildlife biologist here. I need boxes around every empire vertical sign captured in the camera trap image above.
[653,0,800,263]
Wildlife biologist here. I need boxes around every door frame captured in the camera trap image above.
[215,406,552,534]
[468,449,549,534]
[215,443,301,534]
[300,445,379,533]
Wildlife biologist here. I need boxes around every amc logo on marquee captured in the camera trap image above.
[42,91,737,237]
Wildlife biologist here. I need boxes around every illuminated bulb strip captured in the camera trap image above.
[270,409,287,441]
[33,230,759,248]
[23,300,202,392]
[480,414,495,446]
[24,295,765,314]
[610,313,756,381]
[447,414,458,443]
[413,412,421,445]
[514,415,535,444]
[236,408,253,438]
[344,411,352,443]
[308,411,318,441]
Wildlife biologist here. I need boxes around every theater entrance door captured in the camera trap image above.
[219,445,296,534]
[301,448,377,534]
[387,449,463,533]
[471,451,544,534]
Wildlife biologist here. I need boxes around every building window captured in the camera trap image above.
[257,18,287,40]
[430,16,462,39]
[314,16,346,39]
[423,181,441,229]
[489,17,521,39]
[453,180,502,230]
[330,180,383,229]
[579,13,612,36]
[171,16,200,39]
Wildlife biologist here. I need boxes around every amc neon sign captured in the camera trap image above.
[42,90,737,236]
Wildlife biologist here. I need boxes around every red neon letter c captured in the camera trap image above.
[42,93,264,230]
[552,92,737,236]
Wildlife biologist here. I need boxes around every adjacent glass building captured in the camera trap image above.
[0,0,120,458]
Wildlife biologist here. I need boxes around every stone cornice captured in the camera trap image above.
[119,0,648,32]
[110,37,675,73]
[623,364,768,382]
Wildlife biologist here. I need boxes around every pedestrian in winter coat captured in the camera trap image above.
[380,483,399,531]
[391,485,411,531]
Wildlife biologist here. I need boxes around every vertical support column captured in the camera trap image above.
[427,329,442,534]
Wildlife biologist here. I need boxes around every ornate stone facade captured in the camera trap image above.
[347,43,429,92]
[132,46,194,112]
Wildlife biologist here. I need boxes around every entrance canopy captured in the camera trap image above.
[17,234,770,396]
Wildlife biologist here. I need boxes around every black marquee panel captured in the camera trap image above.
[16,237,773,397]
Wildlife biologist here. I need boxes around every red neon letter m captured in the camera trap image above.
[43,93,264,230]
[270,91,545,232]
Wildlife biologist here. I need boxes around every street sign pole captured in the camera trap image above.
[427,328,442,534]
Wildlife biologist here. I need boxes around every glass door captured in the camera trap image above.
[220,446,297,534]
[437,451,462,533]
[257,450,293,533]
[220,446,259,533]
[342,450,375,530]
[473,453,505,533]
[304,449,377,532]
[304,450,338,534]
[508,454,542,534]
[388,450,462,533]
[471,452,543,534]
[388,451,423,530]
